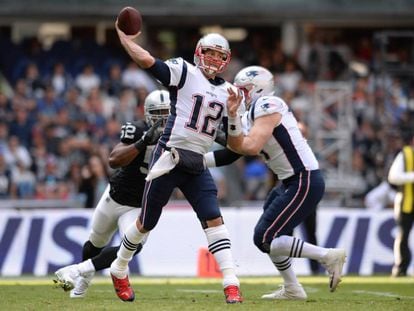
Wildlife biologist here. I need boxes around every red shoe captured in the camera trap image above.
[224,285,243,303]
[110,273,135,302]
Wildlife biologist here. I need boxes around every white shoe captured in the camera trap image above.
[320,248,346,292]
[54,264,81,292]
[70,272,94,298]
[261,283,307,300]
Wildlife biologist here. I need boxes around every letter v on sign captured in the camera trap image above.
[0,217,23,271]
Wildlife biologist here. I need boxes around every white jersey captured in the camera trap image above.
[160,57,237,154]
[241,95,319,180]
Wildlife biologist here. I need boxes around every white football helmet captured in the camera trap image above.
[144,90,170,127]
[194,33,231,76]
[234,66,274,107]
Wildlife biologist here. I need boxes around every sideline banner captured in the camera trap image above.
[0,207,410,276]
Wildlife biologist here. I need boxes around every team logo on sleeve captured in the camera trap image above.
[167,58,180,65]
[260,102,271,111]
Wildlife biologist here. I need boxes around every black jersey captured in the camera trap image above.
[109,120,153,207]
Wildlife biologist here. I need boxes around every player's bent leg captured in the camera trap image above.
[88,186,120,249]
[269,236,346,292]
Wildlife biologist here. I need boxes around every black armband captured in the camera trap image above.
[134,139,146,152]
[214,148,242,167]
[214,130,227,147]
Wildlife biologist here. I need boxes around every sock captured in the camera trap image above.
[268,254,299,285]
[270,235,328,260]
[90,243,143,272]
[77,259,95,275]
[204,224,239,288]
[82,240,103,261]
[110,223,146,278]
[91,246,119,272]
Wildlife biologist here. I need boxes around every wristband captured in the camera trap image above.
[227,116,242,136]
[134,139,146,152]
[204,152,217,168]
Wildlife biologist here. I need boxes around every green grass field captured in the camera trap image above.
[0,276,413,311]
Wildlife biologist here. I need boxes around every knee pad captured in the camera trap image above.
[89,230,111,248]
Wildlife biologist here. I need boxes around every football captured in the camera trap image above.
[117,6,142,35]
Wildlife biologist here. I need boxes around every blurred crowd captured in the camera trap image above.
[0,29,413,208]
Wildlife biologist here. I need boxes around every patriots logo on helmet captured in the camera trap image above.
[246,70,259,79]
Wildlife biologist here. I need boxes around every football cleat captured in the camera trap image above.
[111,273,135,302]
[224,285,243,304]
[261,283,307,300]
[70,272,94,298]
[320,248,346,292]
[54,264,80,292]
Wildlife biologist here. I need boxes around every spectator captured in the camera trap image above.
[103,63,124,97]
[10,159,36,198]
[121,61,158,92]
[243,157,271,200]
[63,86,84,122]
[23,62,45,98]
[0,91,13,122]
[0,152,12,198]
[3,135,32,170]
[36,84,65,125]
[36,155,66,199]
[48,62,73,97]
[75,64,101,96]
[79,154,108,208]
[9,106,34,148]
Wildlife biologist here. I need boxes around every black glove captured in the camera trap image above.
[134,119,163,152]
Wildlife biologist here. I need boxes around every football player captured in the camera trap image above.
[223,65,346,299]
[54,89,170,298]
[110,23,243,303]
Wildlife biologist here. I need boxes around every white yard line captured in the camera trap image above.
[353,290,414,299]
[177,289,221,293]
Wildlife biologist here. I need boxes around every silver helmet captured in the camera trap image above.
[144,90,170,127]
[234,66,274,107]
[194,33,231,76]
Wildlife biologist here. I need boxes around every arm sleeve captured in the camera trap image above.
[388,152,414,185]
[213,148,242,167]
[146,59,171,87]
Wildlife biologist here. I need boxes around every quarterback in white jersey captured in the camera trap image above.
[110,23,242,304]
[159,57,236,154]
[226,66,346,300]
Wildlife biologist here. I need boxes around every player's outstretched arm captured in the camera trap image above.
[115,20,155,69]
[109,119,162,168]
[108,142,140,169]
